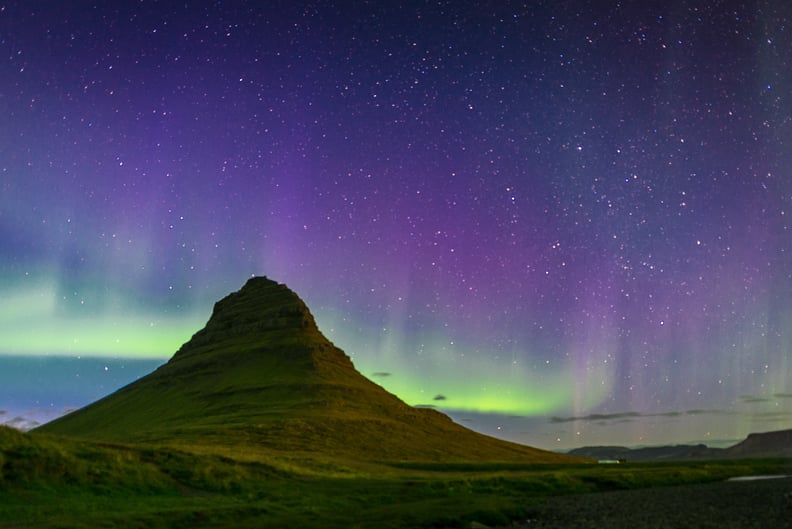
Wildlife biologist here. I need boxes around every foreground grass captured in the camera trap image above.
[1,427,790,529]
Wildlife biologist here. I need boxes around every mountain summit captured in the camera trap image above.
[174,276,320,356]
[38,277,577,463]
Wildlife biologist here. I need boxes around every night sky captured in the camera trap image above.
[2,1,791,449]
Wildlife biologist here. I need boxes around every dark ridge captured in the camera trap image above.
[568,428,792,461]
[724,429,792,458]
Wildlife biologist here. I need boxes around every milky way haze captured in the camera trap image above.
[1,1,791,449]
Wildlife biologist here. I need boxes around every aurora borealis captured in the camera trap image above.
[1,1,791,449]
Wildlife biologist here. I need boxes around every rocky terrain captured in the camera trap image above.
[511,476,792,529]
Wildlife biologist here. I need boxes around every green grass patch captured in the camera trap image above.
[3,427,790,528]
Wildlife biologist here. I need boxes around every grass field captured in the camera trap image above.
[2,426,790,529]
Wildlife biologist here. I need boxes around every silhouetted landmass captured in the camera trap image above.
[567,443,719,461]
[568,428,792,461]
[723,429,792,458]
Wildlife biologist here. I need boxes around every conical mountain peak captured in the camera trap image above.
[38,277,581,464]
[172,276,320,359]
[212,276,317,331]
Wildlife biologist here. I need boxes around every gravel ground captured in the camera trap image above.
[504,477,792,529]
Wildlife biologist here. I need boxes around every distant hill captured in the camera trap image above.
[37,277,581,464]
[722,429,792,459]
[567,444,720,462]
[568,428,792,461]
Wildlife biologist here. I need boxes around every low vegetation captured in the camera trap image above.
[2,426,789,529]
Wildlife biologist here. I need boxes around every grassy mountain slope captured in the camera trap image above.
[37,277,576,463]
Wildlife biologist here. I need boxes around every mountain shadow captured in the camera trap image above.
[38,277,581,463]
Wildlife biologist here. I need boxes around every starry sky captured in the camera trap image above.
[2,1,791,450]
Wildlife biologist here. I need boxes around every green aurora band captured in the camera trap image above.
[1,277,606,416]
[0,279,203,358]
[318,310,612,416]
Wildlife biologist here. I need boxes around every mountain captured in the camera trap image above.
[37,277,579,463]
[568,428,792,461]
[567,444,721,462]
[722,429,792,458]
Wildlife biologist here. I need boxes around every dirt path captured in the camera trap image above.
[506,476,792,529]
